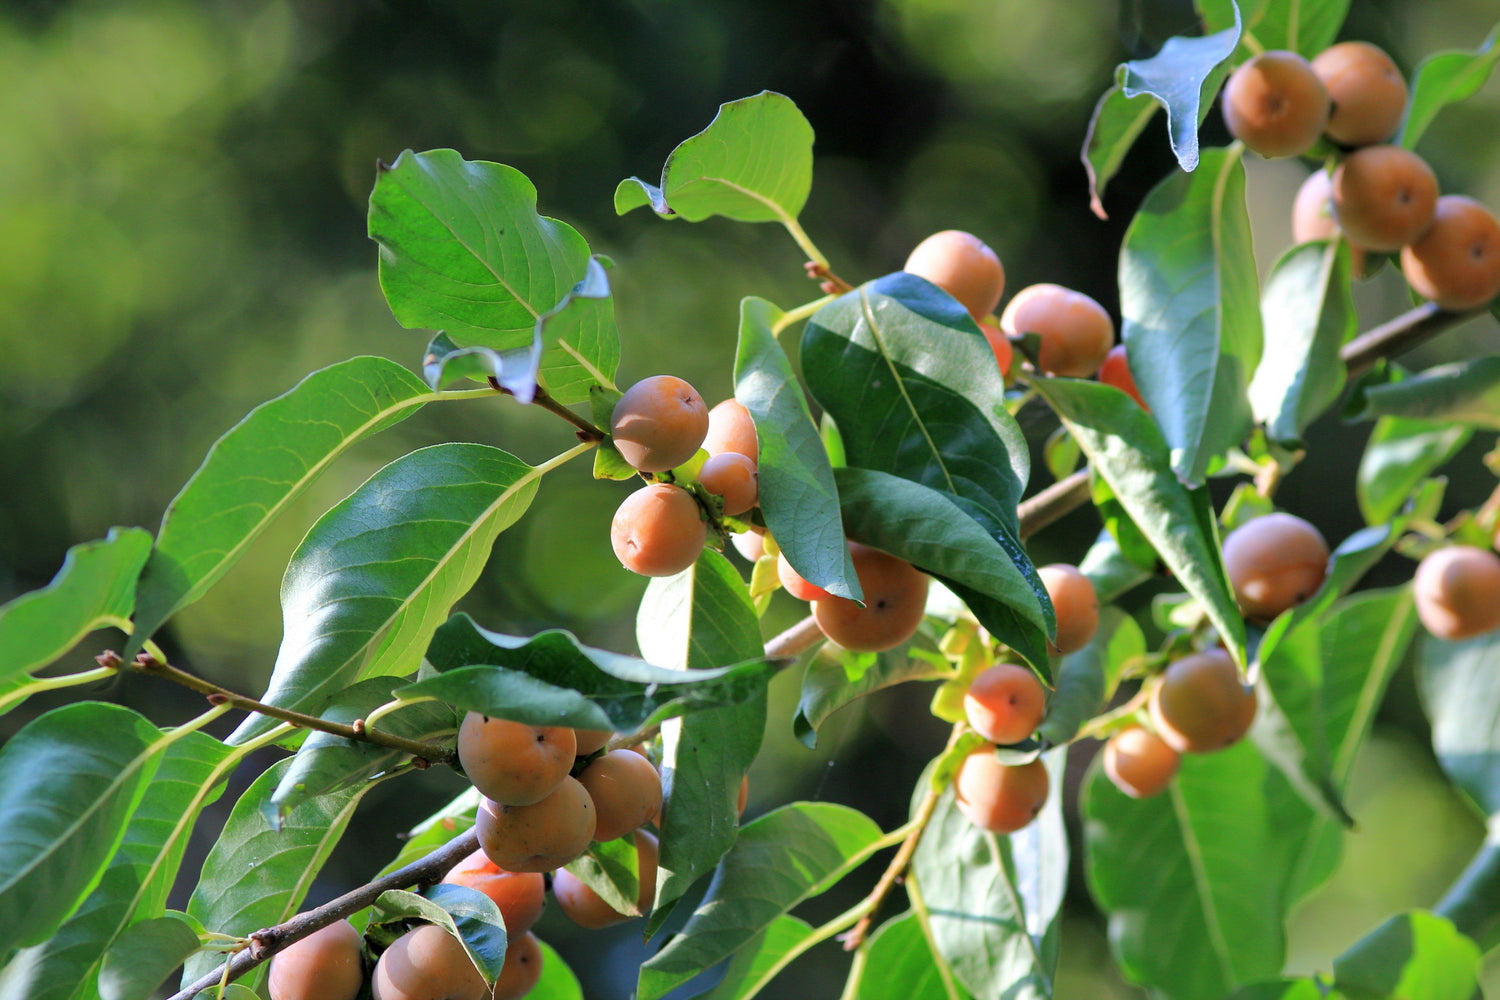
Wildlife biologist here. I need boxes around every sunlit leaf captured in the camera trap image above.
[1081,85,1158,219]
[531,938,584,1000]
[1038,608,1144,745]
[1333,911,1481,1000]
[696,915,815,1000]
[1400,24,1500,149]
[855,912,974,1000]
[1357,417,1470,525]
[794,643,950,749]
[563,834,643,919]
[1420,626,1500,817]
[1222,980,1329,1000]
[1199,0,1348,57]
[1078,529,1154,605]
[1345,356,1500,429]
[98,915,199,1000]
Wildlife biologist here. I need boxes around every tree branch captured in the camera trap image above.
[1339,301,1482,379]
[489,377,606,442]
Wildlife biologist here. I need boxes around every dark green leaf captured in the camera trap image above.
[1250,241,1357,448]
[1420,626,1500,817]
[1222,981,1328,1000]
[1033,379,1246,668]
[1038,608,1144,745]
[635,802,884,1000]
[130,357,432,655]
[371,885,507,984]
[0,703,169,950]
[912,749,1068,1000]
[1333,911,1481,1000]
[833,467,1053,674]
[1400,24,1500,149]
[0,528,149,683]
[735,296,859,601]
[414,614,778,734]
[1346,356,1500,428]
[636,550,767,936]
[856,912,974,1000]
[1357,417,1471,525]
[696,915,816,1000]
[98,916,200,1000]
[228,443,541,744]
[794,643,950,749]
[1119,146,1263,487]
[1081,85,1159,219]
[614,92,813,225]
[1434,840,1500,951]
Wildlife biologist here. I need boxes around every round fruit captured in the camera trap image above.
[698,451,759,516]
[703,399,759,463]
[1292,169,1371,277]
[610,375,710,472]
[731,529,766,563]
[777,552,833,603]
[1413,545,1500,641]
[1148,648,1257,754]
[442,848,546,936]
[1000,283,1114,378]
[577,748,663,843]
[476,777,597,873]
[553,829,659,929]
[457,713,575,807]
[979,321,1015,379]
[1332,145,1439,251]
[1311,41,1407,147]
[611,483,707,577]
[573,728,613,757]
[267,919,364,1000]
[1103,725,1181,799]
[812,543,930,653]
[492,932,544,1000]
[1221,50,1331,158]
[371,924,485,1000]
[1098,343,1147,409]
[953,748,1049,834]
[1222,512,1329,621]
[904,230,1006,322]
[1038,563,1099,655]
[964,663,1047,745]
[1400,195,1500,310]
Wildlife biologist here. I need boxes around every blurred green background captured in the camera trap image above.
[1,0,1498,995]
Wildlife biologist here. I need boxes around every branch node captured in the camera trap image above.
[95,649,124,670]
[207,693,229,706]
[352,718,367,735]
[412,756,432,770]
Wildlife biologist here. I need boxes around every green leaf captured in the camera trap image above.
[1420,626,1500,817]
[1078,529,1154,605]
[228,443,541,745]
[1091,473,1157,571]
[794,643,950,749]
[371,885,506,984]
[1346,356,1500,428]
[1033,379,1246,668]
[1115,6,1241,173]
[1434,839,1500,951]
[370,149,617,405]
[1038,608,1144,745]
[1199,0,1349,57]
[0,703,170,951]
[614,92,813,225]
[98,915,200,1000]
[1400,23,1500,149]
[1357,417,1471,525]
[130,357,432,655]
[1250,241,1357,448]
[372,786,480,881]
[0,528,149,683]
[414,615,778,734]
[181,758,366,991]
[833,467,1054,675]
[1333,911,1482,1000]
[856,912,975,1000]
[695,915,816,1000]
[635,802,884,1000]
[1222,981,1328,1000]
[268,677,460,823]
[912,749,1068,1000]
[735,296,859,601]
[1081,85,1159,219]
[0,731,232,1000]
[801,272,1030,550]
[421,330,518,390]
[636,550,767,936]
[563,836,643,918]
[1120,145,1263,487]
[532,938,584,1000]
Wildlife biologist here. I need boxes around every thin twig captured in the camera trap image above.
[1339,301,1482,379]
[1016,469,1091,538]
[489,377,605,441]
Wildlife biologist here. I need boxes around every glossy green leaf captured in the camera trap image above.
[563,835,643,918]
[421,330,520,390]
[371,885,507,983]
[801,272,1030,549]
[1346,356,1500,428]
[1420,626,1500,817]
[855,911,974,1000]
[268,677,460,823]
[913,749,1068,1000]
[1081,85,1158,219]
[228,443,541,744]
[1033,379,1246,668]
[0,528,149,682]
[1199,0,1348,57]
[696,915,815,1000]
[1400,24,1500,149]
[0,703,170,951]
[0,731,231,1000]
[98,915,200,1000]
[181,759,366,990]
[532,938,584,1000]
[735,296,859,601]
[1357,417,1471,525]
[1250,241,1356,448]
[794,642,950,748]
[414,614,778,734]
[1038,608,1144,745]
[636,550,767,936]
[833,466,1053,674]
[636,802,884,1000]
[1116,6,1241,173]
[1333,911,1481,1000]
[615,92,813,225]
[130,357,432,655]
[1120,145,1263,487]
[370,148,616,405]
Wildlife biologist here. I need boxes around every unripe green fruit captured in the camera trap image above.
[577,748,663,842]
[1413,545,1500,641]
[610,483,706,577]
[1221,50,1330,158]
[268,919,365,1000]
[698,451,758,516]
[458,713,575,806]
[963,663,1046,745]
[371,924,485,1000]
[953,748,1049,834]
[610,375,710,472]
[1103,725,1180,799]
[1148,648,1257,754]
[1000,284,1114,378]
[442,847,547,936]
[1332,145,1439,251]
[553,829,659,928]
[1037,563,1099,654]
[477,777,597,873]
[1400,195,1500,311]
[1222,512,1329,621]
[1312,41,1407,147]
[812,543,929,653]
[904,230,1006,322]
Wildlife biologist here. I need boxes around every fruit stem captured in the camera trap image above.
[489,377,607,441]
[782,216,831,270]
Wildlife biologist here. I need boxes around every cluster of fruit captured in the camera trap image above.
[1226,41,1500,309]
